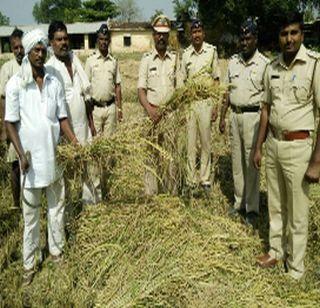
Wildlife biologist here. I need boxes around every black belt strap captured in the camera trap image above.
[94,97,115,108]
[231,104,260,113]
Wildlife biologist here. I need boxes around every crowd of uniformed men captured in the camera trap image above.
[0,10,319,285]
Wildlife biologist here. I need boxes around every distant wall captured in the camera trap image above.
[110,31,153,53]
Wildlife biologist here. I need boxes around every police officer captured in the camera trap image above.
[0,28,24,209]
[253,12,320,280]
[85,24,122,134]
[138,15,178,195]
[85,24,122,200]
[219,18,269,226]
[181,19,221,193]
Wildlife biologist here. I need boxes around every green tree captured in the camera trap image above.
[115,0,142,22]
[173,0,197,22]
[150,9,164,22]
[32,0,81,23]
[0,11,10,25]
[196,0,320,48]
[77,0,119,22]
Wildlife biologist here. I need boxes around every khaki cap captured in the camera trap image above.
[152,15,171,33]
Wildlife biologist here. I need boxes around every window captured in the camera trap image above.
[123,35,131,47]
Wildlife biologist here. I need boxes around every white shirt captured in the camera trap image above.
[5,72,67,188]
[46,53,91,144]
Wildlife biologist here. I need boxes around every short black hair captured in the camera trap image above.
[48,20,67,40]
[277,11,304,31]
[10,28,23,42]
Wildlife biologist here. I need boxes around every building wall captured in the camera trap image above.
[110,31,153,53]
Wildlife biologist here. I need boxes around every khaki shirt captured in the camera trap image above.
[138,49,178,106]
[85,51,121,102]
[226,50,269,107]
[0,58,20,98]
[264,44,320,132]
[181,42,221,81]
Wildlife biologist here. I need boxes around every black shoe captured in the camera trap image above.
[245,211,259,228]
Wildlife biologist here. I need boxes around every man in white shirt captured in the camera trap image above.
[46,21,99,204]
[5,29,77,286]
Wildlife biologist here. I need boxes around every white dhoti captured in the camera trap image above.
[22,177,65,270]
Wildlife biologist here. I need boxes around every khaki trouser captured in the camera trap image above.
[266,135,312,279]
[22,177,65,270]
[90,104,117,200]
[93,104,117,137]
[186,99,213,186]
[230,111,260,213]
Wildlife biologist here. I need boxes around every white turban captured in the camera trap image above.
[20,29,48,87]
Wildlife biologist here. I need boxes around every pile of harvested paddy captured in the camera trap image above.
[1,193,320,306]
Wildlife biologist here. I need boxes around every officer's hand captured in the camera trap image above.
[252,148,262,170]
[147,103,161,124]
[20,154,30,175]
[85,99,94,113]
[219,119,226,134]
[117,109,123,123]
[211,107,218,122]
[90,126,97,137]
[304,162,320,183]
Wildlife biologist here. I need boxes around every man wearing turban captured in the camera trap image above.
[5,28,77,286]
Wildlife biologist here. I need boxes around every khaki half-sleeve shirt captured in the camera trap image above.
[226,50,269,107]
[137,49,178,106]
[181,42,221,82]
[263,44,320,132]
[85,52,121,102]
[0,58,20,98]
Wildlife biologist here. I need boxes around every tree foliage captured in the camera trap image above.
[196,0,320,48]
[0,11,10,26]
[33,0,81,23]
[77,0,119,22]
[33,0,119,23]
[173,0,197,21]
[115,0,142,22]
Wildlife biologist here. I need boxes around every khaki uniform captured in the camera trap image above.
[263,44,320,279]
[85,52,121,137]
[181,42,220,186]
[226,50,269,213]
[138,49,178,195]
[84,51,121,200]
[0,58,20,161]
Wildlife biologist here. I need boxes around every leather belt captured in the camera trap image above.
[269,125,310,141]
[231,104,260,113]
[94,97,115,108]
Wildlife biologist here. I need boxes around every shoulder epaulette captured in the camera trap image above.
[229,54,239,61]
[205,42,216,50]
[142,52,151,58]
[259,52,270,63]
[307,49,320,60]
[87,51,97,58]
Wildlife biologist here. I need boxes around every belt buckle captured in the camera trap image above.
[271,127,284,141]
[280,130,288,141]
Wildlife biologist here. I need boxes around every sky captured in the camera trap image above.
[0,0,175,25]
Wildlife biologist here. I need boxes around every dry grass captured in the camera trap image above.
[0,53,320,307]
